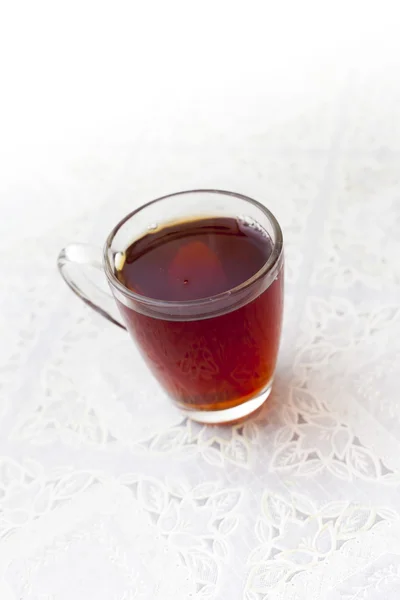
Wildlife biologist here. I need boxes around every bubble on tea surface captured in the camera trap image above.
[168,241,227,300]
[237,215,269,239]
[114,251,126,271]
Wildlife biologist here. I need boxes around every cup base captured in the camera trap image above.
[182,379,273,425]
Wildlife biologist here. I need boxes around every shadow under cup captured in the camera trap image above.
[104,191,284,424]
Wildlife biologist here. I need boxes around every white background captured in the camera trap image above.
[1,0,399,238]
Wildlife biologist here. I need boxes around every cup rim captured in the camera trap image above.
[103,189,283,309]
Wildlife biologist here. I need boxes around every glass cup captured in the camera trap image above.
[58,190,284,424]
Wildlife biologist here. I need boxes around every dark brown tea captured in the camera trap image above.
[115,217,283,412]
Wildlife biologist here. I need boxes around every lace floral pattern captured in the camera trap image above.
[312,155,400,290]
[0,458,245,598]
[245,492,399,599]
[2,65,400,599]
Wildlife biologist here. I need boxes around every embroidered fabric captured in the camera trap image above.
[1,62,400,599]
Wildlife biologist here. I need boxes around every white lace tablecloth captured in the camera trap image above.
[2,10,400,597]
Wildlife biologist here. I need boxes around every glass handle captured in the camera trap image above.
[57,243,126,330]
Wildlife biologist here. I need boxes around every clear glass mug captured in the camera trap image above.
[58,190,284,424]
